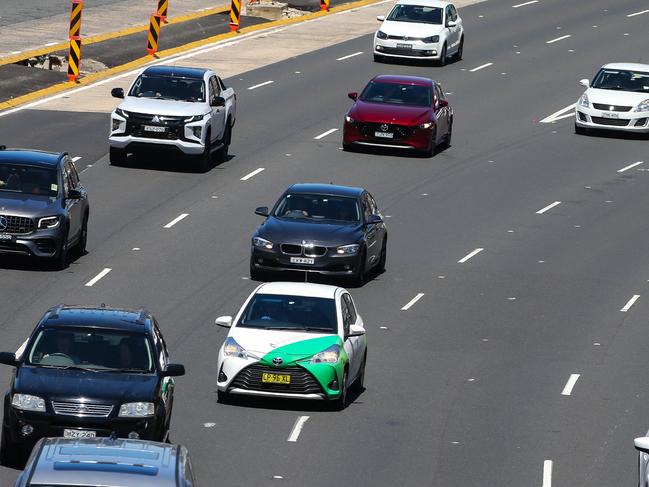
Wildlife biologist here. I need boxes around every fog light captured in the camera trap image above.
[328,379,339,390]
[218,370,227,382]
[192,126,202,139]
[432,50,437,55]
[128,431,140,439]
[21,424,34,436]
[112,119,120,131]
[635,118,648,126]
[376,45,383,51]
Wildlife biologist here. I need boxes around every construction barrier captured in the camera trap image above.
[67,0,83,82]
[229,0,241,32]
[146,14,162,55]
[157,0,169,23]
[320,0,330,11]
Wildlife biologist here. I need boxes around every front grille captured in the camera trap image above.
[379,47,434,57]
[304,246,327,257]
[230,364,324,395]
[0,215,34,235]
[126,112,186,141]
[591,117,630,127]
[359,122,412,140]
[0,241,29,254]
[387,35,424,41]
[593,103,632,112]
[280,244,302,255]
[52,401,113,417]
[35,238,56,253]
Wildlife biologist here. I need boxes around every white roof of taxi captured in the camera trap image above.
[256,281,341,299]
[602,62,649,72]
[394,0,451,7]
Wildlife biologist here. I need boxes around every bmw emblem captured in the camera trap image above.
[272,357,283,366]
[0,216,7,232]
[380,124,389,132]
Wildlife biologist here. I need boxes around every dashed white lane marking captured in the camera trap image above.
[536,201,561,214]
[203,422,216,428]
[627,9,649,17]
[512,0,537,7]
[247,80,274,90]
[337,51,363,61]
[469,62,493,72]
[44,41,58,47]
[85,268,112,287]
[543,460,553,487]
[458,248,484,263]
[401,293,424,311]
[620,294,640,312]
[546,34,571,44]
[618,161,644,173]
[240,167,265,180]
[163,213,189,229]
[314,128,339,140]
[71,156,82,162]
[287,416,310,442]
[561,374,580,395]
[540,103,575,123]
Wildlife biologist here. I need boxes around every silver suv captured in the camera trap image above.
[109,65,237,172]
[14,437,196,487]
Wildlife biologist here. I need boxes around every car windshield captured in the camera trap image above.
[26,328,154,372]
[238,294,338,333]
[273,193,360,222]
[386,4,443,24]
[0,163,58,197]
[360,81,432,106]
[129,74,206,102]
[591,68,649,93]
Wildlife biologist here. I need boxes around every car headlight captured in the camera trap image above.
[223,337,248,359]
[253,236,274,250]
[634,99,649,112]
[309,344,340,364]
[345,115,354,123]
[419,121,434,129]
[336,244,360,255]
[422,35,439,43]
[376,30,388,39]
[119,402,155,417]
[12,394,46,412]
[38,216,60,229]
[577,93,589,108]
[184,114,206,123]
[114,108,129,119]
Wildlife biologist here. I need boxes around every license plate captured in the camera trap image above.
[290,257,314,264]
[63,429,96,439]
[0,234,12,241]
[396,43,412,49]
[143,125,166,132]
[374,131,394,139]
[262,373,291,384]
[600,112,619,119]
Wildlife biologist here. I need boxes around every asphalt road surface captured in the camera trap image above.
[0,0,136,26]
[1,0,649,485]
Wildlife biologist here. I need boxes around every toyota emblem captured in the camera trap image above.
[272,357,283,366]
[0,216,7,232]
[380,124,389,132]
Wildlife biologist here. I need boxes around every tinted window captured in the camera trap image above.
[238,294,338,333]
[360,81,432,107]
[129,74,206,102]
[273,193,361,223]
[343,294,357,323]
[0,163,58,197]
[386,4,443,24]
[591,68,649,93]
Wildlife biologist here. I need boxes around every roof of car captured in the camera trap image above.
[395,0,451,7]
[372,74,435,86]
[601,62,649,72]
[0,148,64,167]
[40,305,152,332]
[287,183,364,198]
[256,282,342,299]
[142,65,208,79]
[27,438,180,487]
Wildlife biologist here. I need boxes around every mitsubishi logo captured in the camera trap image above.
[380,124,389,132]
[152,115,161,123]
[0,216,7,232]
[272,357,283,366]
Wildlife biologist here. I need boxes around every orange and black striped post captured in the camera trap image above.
[146,14,162,56]
[229,0,241,32]
[320,0,330,11]
[156,0,169,23]
[67,0,83,82]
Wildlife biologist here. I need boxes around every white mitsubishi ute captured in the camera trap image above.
[109,65,237,171]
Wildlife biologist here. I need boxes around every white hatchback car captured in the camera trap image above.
[374,0,464,65]
[575,63,649,135]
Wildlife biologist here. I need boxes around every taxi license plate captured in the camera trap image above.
[290,257,314,264]
[600,112,619,119]
[0,234,12,241]
[397,43,412,49]
[143,125,167,132]
[63,429,96,439]
[375,131,394,138]
[262,373,291,384]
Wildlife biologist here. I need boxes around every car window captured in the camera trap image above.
[367,192,379,215]
[0,163,58,197]
[591,68,649,93]
[273,193,361,222]
[340,298,351,337]
[217,76,227,91]
[450,5,458,20]
[153,322,168,370]
[129,74,206,102]
[360,81,432,107]
[343,294,357,324]
[209,76,221,99]
[64,161,76,190]
[386,4,443,24]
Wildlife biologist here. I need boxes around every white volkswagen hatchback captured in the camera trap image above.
[575,63,649,135]
[374,0,464,65]
[214,282,367,410]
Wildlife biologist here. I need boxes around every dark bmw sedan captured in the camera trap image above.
[0,305,185,467]
[250,183,387,286]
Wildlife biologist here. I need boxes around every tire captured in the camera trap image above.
[331,369,348,411]
[352,249,366,287]
[109,146,127,166]
[441,119,453,149]
[217,389,231,404]
[342,143,354,152]
[438,44,447,66]
[0,425,20,468]
[575,123,588,135]
[454,36,464,62]
[377,238,387,273]
[250,259,269,281]
[217,124,231,163]
[197,130,212,172]
[75,213,88,256]
[53,227,69,270]
[352,353,366,393]
[423,128,437,157]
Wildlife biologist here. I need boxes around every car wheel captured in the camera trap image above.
[352,352,366,393]
[442,119,453,149]
[377,238,387,273]
[217,389,231,404]
[0,425,20,468]
[351,248,366,287]
[423,128,437,157]
[75,213,88,256]
[250,259,268,281]
[454,36,464,61]
[53,226,69,270]
[438,44,447,67]
[217,123,231,163]
[197,130,212,172]
[331,369,348,411]
[574,123,589,135]
[109,146,127,166]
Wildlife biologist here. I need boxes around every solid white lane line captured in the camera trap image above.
[458,248,484,263]
[620,294,640,312]
[240,167,265,181]
[163,213,189,229]
[401,293,424,311]
[618,161,644,173]
[85,268,112,287]
[469,62,493,72]
[314,128,339,140]
[561,374,580,395]
[550,112,575,121]
[627,9,649,17]
[540,103,575,123]
[71,156,82,162]
[287,416,310,442]
[543,460,553,487]
[536,201,561,214]
[546,34,571,44]
[512,0,537,7]
[247,80,274,90]
[337,51,363,61]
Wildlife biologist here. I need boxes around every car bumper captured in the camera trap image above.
[109,134,205,155]
[343,121,433,151]
[0,228,64,258]
[251,247,359,276]
[575,107,649,133]
[374,39,440,59]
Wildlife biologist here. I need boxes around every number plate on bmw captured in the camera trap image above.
[143,125,166,132]
[262,373,291,384]
[290,257,314,264]
[396,43,412,49]
[374,131,394,138]
[63,429,97,439]
[0,234,12,241]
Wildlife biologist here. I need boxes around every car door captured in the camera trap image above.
[63,158,81,243]
[451,4,462,43]
[208,75,226,142]
[361,192,380,266]
[342,293,363,380]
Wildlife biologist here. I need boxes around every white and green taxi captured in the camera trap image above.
[215,282,367,409]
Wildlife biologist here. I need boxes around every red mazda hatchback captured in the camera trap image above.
[342,75,452,156]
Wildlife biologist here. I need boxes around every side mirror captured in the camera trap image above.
[348,324,365,337]
[446,20,457,27]
[438,99,449,108]
[366,214,382,225]
[111,88,124,99]
[67,188,82,199]
[348,92,358,101]
[635,438,649,454]
[211,96,226,107]
[376,15,385,21]
[579,78,590,87]
[254,206,269,217]
[0,352,17,367]
[162,363,185,377]
[215,316,233,328]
